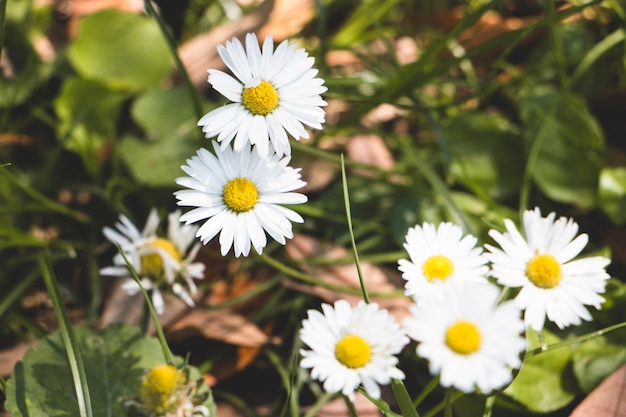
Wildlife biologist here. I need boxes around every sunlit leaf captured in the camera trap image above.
[68,9,171,91]
[520,89,604,208]
[5,324,165,417]
[598,167,626,225]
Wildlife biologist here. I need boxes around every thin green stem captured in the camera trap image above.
[526,321,626,358]
[303,392,337,417]
[483,396,495,417]
[0,165,90,223]
[343,395,359,417]
[0,374,6,394]
[444,387,454,417]
[413,376,439,407]
[38,251,93,417]
[547,0,568,89]
[341,154,369,304]
[144,0,204,121]
[391,378,421,417]
[115,243,173,363]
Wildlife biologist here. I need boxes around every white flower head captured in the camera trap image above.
[404,282,526,394]
[398,222,489,303]
[299,300,409,401]
[198,33,327,158]
[174,141,307,257]
[485,207,611,332]
[100,209,205,314]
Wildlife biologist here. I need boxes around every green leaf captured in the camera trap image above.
[445,112,524,200]
[5,324,165,417]
[504,329,578,413]
[520,89,604,208]
[598,167,626,225]
[571,336,626,393]
[119,87,201,186]
[68,9,171,91]
[54,78,128,177]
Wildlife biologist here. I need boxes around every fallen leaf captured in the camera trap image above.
[57,0,144,38]
[258,0,315,41]
[346,134,395,171]
[314,392,382,416]
[570,364,626,417]
[215,401,246,417]
[177,1,274,89]
[165,309,268,348]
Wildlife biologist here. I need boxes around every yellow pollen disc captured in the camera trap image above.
[140,364,185,414]
[223,177,259,212]
[140,238,182,279]
[445,321,481,355]
[422,254,455,282]
[526,253,562,289]
[335,334,372,369]
[242,80,279,115]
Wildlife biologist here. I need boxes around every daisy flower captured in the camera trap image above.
[101,209,205,315]
[404,282,526,393]
[174,141,307,257]
[485,207,611,331]
[398,222,489,302]
[198,33,327,158]
[299,300,409,401]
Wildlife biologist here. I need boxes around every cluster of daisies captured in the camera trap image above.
[299,207,610,403]
[97,32,612,413]
[101,33,327,314]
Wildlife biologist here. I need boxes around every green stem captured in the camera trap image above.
[392,378,420,417]
[0,0,6,56]
[343,395,359,417]
[526,320,626,358]
[115,243,173,363]
[144,0,204,121]
[0,165,90,223]
[444,388,454,417]
[483,396,495,417]
[38,251,93,417]
[413,377,439,407]
[0,374,6,394]
[341,154,369,304]
[303,392,337,417]
[547,0,568,89]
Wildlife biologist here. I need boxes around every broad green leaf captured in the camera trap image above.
[119,87,201,186]
[54,78,128,177]
[520,89,604,208]
[445,112,524,200]
[5,324,165,417]
[571,336,626,393]
[504,329,578,413]
[598,167,626,225]
[68,9,171,91]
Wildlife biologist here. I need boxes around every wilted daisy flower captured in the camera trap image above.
[101,209,205,314]
[175,141,307,257]
[125,363,210,417]
[198,33,327,158]
[485,207,611,331]
[398,222,489,302]
[404,282,526,393]
[299,300,409,401]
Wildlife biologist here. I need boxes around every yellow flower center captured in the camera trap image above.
[140,364,185,414]
[422,254,455,282]
[140,238,182,279]
[335,334,372,369]
[223,177,259,212]
[526,253,562,289]
[445,320,481,355]
[242,80,279,115]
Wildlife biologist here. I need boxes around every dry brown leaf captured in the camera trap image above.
[165,308,268,348]
[258,0,314,41]
[346,134,394,171]
[570,364,626,417]
[0,339,38,378]
[57,0,144,38]
[177,1,274,89]
[285,234,411,324]
[215,401,246,417]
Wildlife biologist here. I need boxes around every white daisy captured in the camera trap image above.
[299,300,409,401]
[174,141,307,257]
[398,222,489,303]
[198,32,327,158]
[485,207,611,331]
[101,209,205,314]
[404,282,526,394]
